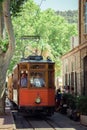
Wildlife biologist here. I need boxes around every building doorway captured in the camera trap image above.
[83,56,87,95]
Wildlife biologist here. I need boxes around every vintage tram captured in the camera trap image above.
[7,55,55,116]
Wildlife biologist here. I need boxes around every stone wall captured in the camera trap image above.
[62,43,87,95]
[62,0,87,95]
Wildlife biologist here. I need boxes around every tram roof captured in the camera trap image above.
[19,60,54,63]
[19,55,54,64]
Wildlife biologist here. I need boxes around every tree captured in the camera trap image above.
[0,0,15,114]
[56,10,78,24]
[9,1,77,76]
[0,0,27,114]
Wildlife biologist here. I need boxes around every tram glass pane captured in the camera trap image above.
[30,72,45,87]
[30,64,45,69]
[20,70,28,88]
[48,71,54,88]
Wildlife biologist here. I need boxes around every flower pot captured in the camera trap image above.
[80,115,87,126]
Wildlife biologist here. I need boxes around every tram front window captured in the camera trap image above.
[30,72,45,87]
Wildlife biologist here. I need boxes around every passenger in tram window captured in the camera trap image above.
[20,73,27,87]
[33,73,45,87]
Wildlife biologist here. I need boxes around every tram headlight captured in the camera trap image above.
[35,97,41,104]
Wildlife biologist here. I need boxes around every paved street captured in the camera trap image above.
[12,111,87,130]
[50,112,87,130]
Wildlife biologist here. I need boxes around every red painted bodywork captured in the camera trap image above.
[19,88,55,107]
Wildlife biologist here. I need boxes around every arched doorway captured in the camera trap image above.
[83,56,87,95]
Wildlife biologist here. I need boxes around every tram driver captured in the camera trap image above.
[33,73,45,87]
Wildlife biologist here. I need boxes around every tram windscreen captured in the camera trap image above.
[30,72,45,87]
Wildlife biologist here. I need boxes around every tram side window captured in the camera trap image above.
[48,71,54,88]
[30,72,45,87]
[20,71,28,87]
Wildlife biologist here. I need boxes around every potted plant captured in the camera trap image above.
[61,93,76,115]
[78,96,87,126]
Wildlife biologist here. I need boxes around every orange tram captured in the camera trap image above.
[7,55,55,116]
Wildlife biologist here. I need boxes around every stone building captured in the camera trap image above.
[62,0,87,95]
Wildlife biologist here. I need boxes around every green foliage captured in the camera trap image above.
[77,96,87,115]
[10,0,28,16]
[0,0,4,3]
[63,93,76,109]
[0,0,28,15]
[8,0,78,76]
[62,94,87,115]
[56,10,78,24]
[0,39,8,52]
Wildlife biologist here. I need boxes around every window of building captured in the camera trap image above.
[84,2,87,33]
